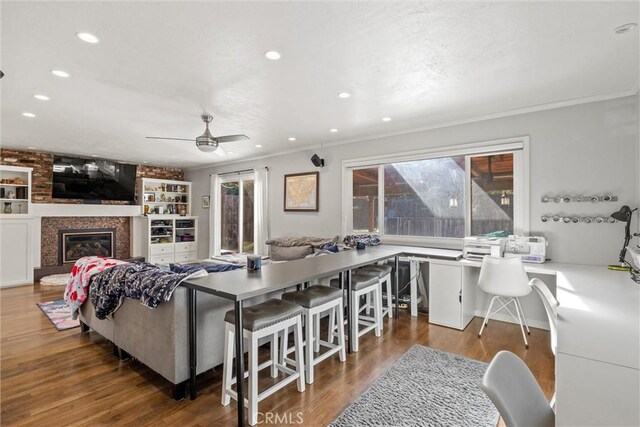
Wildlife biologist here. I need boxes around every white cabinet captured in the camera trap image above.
[0,218,34,287]
[1,165,32,216]
[138,178,191,216]
[134,216,198,265]
[428,261,476,330]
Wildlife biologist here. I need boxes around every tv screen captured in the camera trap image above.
[52,156,137,202]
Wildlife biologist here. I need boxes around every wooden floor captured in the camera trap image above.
[1,284,554,426]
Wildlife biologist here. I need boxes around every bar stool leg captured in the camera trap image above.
[248,332,259,426]
[328,307,336,345]
[293,318,306,391]
[336,302,346,362]
[373,287,382,337]
[304,313,314,384]
[351,291,359,352]
[385,276,393,319]
[314,313,320,353]
[221,324,234,406]
[270,333,278,378]
[279,328,287,366]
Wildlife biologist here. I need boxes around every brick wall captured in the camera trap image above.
[0,148,184,204]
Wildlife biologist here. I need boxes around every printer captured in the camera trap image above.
[504,235,547,263]
[463,237,506,261]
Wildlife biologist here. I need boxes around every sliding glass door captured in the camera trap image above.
[219,174,254,253]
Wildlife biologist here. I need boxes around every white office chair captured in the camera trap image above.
[531,278,558,407]
[477,256,532,348]
[481,351,555,427]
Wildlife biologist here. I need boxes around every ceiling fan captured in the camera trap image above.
[146,114,248,155]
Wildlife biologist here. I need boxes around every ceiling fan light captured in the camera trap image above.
[196,140,217,152]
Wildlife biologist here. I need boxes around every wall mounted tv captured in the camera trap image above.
[52,155,137,202]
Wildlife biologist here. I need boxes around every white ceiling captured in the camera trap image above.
[1,1,638,168]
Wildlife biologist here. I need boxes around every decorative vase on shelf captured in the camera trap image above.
[144,205,150,215]
[179,206,187,216]
[4,202,12,214]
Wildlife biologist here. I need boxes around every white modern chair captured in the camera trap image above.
[477,256,532,348]
[481,351,555,427]
[531,278,558,407]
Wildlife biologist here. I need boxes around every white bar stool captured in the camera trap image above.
[358,264,393,325]
[280,285,346,384]
[221,299,305,426]
[330,272,381,352]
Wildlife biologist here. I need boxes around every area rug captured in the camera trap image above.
[36,299,80,331]
[330,345,498,427]
[39,273,70,286]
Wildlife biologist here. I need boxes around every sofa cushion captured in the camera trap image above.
[270,244,314,261]
[281,285,343,308]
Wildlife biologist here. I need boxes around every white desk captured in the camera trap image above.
[399,250,639,426]
[554,265,640,426]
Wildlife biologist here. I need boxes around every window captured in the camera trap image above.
[219,174,255,253]
[344,138,527,243]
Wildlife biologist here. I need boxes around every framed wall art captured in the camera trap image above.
[284,171,319,212]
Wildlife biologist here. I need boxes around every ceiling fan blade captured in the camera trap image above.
[146,137,195,142]
[215,146,226,157]
[216,134,249,143]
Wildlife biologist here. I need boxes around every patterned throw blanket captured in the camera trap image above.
[89,262,207,319]
[343,234,382,248]
[64,256,130,319]
[266,235,340,249]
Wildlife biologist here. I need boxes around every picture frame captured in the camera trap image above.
[201,195,210,209]
[284,171,319,212]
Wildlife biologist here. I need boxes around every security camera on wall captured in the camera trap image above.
[311,154,325,168]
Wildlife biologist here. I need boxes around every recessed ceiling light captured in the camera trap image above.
[143,161,149,164]
[338,92,351,99]
[34,94,50,101]
[51,70,70,78]
[615,23,637,34]
[28,146,37,150]
[22,112,36,118]
[288,137,297,141]
[382,117,392,122]
[77,32,99,43]
[255,144,263,148]
[91,154,99,157]
[329,128,339,133]
[227,151,234,155]
[265,51,281,60]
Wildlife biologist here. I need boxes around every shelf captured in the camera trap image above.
[0,198,28,202]
[0,184,29,187]
[176,227,195,230]
[143,202,188,205]
[144,191,188,195]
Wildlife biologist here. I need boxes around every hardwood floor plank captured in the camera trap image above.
[1,284,554,426]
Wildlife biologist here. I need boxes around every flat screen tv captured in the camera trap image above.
[52,155,137,202]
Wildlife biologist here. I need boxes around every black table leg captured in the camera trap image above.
[234,300,246,427]
[394,256,400,319]
[346,269,353,354]
[188,288,197,399]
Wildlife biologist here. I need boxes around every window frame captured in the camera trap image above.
[217,172,256,254]
[342,136,529,248]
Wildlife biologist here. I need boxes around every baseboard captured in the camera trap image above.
[473,310,550,330]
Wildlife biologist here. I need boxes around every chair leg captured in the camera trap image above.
[515,298,531,335]
[314,312,320,353]
[270,332,278,378]
[304,313,314,384]
[248,334,259,426]
[294,318,306,392]
[513,298,529,348]
[479,296,498,338]
[328,307,335,344]
[373,287,382,337]
[279,328,287,366]
[385,277,393,319]
[336,303,346,362]
[351,291,359,352]
[221,325,234,406]
[378,281,385,331]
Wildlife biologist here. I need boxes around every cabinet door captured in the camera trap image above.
[429,263,462,329]
[0,219,33,287]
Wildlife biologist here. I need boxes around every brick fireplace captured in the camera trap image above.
[41,217,130,266]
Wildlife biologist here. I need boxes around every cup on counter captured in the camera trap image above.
[247,255,262,271]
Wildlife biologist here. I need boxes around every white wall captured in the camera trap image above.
[187,94,639,266]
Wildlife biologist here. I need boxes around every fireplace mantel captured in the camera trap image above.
[32,203,142,217]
